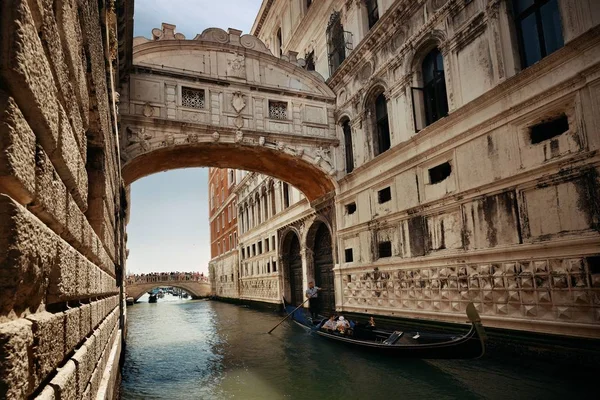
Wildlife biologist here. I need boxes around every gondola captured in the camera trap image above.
[284,300,486,359]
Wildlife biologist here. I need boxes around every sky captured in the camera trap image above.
[126,0,263,275]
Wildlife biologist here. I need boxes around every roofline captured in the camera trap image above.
[250,0,274,37]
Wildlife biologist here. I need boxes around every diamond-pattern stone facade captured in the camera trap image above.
[240,277,279,300]
[341,257,600,323]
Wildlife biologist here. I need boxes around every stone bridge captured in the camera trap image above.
[119,23,339,202]
[126,274,211,301]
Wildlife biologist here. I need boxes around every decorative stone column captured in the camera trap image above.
[300,247,315,308]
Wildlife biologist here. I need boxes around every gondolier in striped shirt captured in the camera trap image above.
[305,281,321,320]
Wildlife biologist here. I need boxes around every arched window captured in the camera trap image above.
[422,48,448,126]
[342,119,354,173]
[374,93,391,155]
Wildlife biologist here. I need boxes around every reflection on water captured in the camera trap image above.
[121,296,594,400]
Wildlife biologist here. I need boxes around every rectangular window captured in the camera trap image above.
[529,114,569,144]
[429,162,452,184]
[242,248,245,259]
[272,236,276,250]
[266,239,270,252]
[305,51,315,71]
[269,101,288,120]
[267,262,271,273]
[228,205,232,222]
[345,248,354,263]
[234,232,237,247]
[182,87,205,109]
[366,0,379,29]
[513,0,564,69]
[327,11,348,74]
[346,202,357,215]
[252,244,256,256]
[378,241,392,258]
[378,187,392,204]
[258,242,263,254]
[272,260,277,272]
[283,183,290,209]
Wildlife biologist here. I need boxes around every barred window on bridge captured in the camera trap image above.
[182,87,205,109]
[269,100,288,120]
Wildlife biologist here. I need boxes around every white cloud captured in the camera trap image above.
[134,0,263,39]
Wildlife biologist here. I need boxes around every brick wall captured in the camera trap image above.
[0,0,123,398]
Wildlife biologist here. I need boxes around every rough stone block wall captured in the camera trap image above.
[0,0,123,398]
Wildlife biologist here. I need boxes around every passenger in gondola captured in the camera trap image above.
[336,316,351,335]
[322,315,337,332]
[368,317,376,328]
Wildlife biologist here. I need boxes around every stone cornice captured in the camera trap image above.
[252,0,275,37]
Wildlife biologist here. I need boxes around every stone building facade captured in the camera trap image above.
[0,0,126,398]
[207,0,600,339]
[208,168,240,298]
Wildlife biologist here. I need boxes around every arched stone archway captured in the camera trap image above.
[120,24,340,202]
[280,230,303,305]
[305,221,335,315]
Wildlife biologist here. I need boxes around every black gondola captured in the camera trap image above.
[284,301,486,359]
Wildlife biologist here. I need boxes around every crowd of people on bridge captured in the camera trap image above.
[126,272,208,285]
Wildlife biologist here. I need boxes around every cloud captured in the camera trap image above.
[134,0,263,39]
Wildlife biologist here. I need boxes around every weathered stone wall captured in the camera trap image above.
[0,0,123,398]
[247,0,600,338]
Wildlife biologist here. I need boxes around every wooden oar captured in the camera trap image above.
[267,297,310,334]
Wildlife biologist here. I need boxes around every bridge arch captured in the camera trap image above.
[120,24,340,201]
[126,281,211,302]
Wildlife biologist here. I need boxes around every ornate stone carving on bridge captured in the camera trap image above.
[126,127,152,151]
[232,91,246,113]
[228,54,246,78]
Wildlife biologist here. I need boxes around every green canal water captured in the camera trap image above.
[120,295,594,400]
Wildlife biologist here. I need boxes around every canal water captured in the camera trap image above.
[121,296,594,400]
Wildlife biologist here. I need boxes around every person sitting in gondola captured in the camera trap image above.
[322,315,337,332]
[336,316,351,335]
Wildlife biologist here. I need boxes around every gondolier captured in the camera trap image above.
[305,281,321,320]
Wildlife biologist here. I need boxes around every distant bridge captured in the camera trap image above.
[126,273,212,301]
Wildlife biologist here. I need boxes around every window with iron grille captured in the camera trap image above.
[366,0,379,29]
[181,87,205,109]
[269,100,288,120]
[327,12,347,75]
[513,0,564,69]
